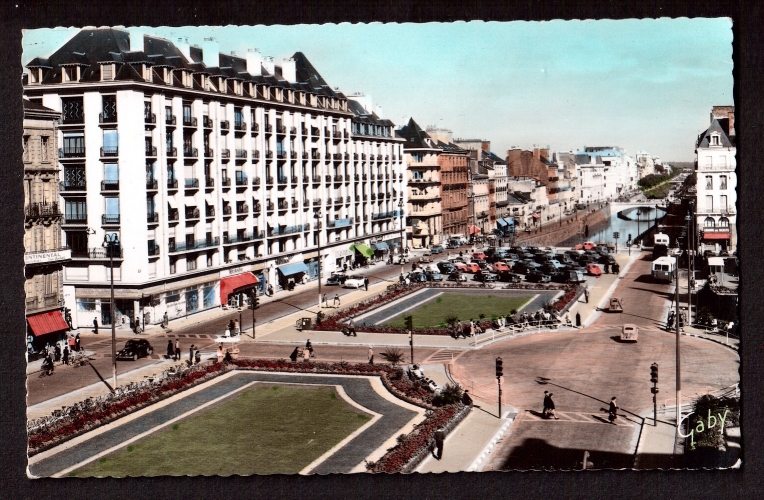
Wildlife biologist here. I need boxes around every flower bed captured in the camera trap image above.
[314,282,577,336]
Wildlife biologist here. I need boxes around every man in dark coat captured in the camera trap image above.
[547,393,559,419]
[75,333,81,352]
[167,340,174,359]
[608,397,618,424]
[54,344,61,362]
[575,312,581,328]
[93,318,99,334]
[543,390,551,417]
[364,277,369,291]
[433,427,446,460]
[62,345,69,366]
[289,347,299,363]
[189,344,195,364]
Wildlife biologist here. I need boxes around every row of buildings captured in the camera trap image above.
[21,27,660,347]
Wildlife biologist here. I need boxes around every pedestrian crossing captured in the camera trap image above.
[521,409,639,427]
[423,349,467,364]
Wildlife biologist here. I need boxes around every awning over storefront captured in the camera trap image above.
[28,310,69,337]
[496,219,508,227]
[372,242,389,251]
[277,262,310,276]
[703,232,730,241]
[468,225,481,235]
[350,243,374,257]
[219,272,258,303]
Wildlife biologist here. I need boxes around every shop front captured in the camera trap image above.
[276,262,310,291]
[349,243,374,268]
[27,309,69,357]
[220,272,259,308]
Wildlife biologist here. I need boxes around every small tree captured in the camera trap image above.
[380,347,405,367]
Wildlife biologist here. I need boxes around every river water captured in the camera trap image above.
[560,205,667,247]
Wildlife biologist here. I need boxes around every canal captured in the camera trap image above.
[560,204,668,248]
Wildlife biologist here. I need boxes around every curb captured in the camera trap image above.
[466,411,517,472]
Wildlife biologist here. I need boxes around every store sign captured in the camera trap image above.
[334,248,352,258]
[220,265,248,278]
[24,248,71,265]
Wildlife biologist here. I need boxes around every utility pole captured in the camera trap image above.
[675,258,681,427]
[102,234,119,389]
[315,209,322,311]
[651,363,659,426]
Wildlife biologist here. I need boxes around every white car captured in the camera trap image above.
[342,276,366,289]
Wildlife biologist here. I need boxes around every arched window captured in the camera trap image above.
[718,217,729,228]
[704,217,716,228]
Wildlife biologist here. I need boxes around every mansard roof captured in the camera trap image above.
[395,118,440,150]
[696,118,735,148]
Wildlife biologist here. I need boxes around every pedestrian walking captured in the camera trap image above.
[542,390,550,418]
[166,340,174,359]
[68,334,76,353]
[163,311,169,327]
[604,262,610,274]
[54,344,61,362]
[62,345,69,366]
[194,347,201,365]
[174,339,180,361]
[547,393,559,419]
[364,277,369,291]
[267,284,274,296]
[234,319,240,335]
[289,347,299,363]
[368,346,374,365]
[322,294,328,308]
[608,397,618,424]
[93,317,99,334]
[469,319,475,338]
[432,427,446,460]
[575,312,581,328]
[584,288,589,304]
[462,390,473,407]
[334,293,340,306]
[189,344,195,364]
[305,339,313,357]
[667,310,675,331]
[302,346,310,362]
[75,333,81,352]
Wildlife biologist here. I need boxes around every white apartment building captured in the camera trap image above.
[694,108,736,253]
[24,28,405,329]
[635,151,656,178]
[573,147,637,203]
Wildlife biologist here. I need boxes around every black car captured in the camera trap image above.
[326,273,348,285]
[526,270,552,283]
[117,339,153,361]
[513,260,541,274]
[425,270,444,282]
[437,262,456,274]
[498,271,523,283]
[550,271,569,283]
[408,271,428,283]
[473,272,499,282]
[598,254,616,265]
[565,262,585,272]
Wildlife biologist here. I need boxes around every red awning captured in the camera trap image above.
[531,214,540,219]
[703,232,730,241]
[468,225,481,235]
[27,310,69,337]
[219,272,259,303]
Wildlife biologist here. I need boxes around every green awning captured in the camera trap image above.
[350,243,374,257]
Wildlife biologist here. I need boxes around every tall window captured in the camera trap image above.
[705,176,713,190]
[103,130,118,155]
[183,104,192,123]
[704,217,715,228]
[720,195,728,211]
[234,108,243,127]
[102,95,117,121]
[40,137,48,161]
[105,197,120,215]
[718,217,729,227]
[65,200,87,221]
[144,101,152,120]
[63,133,84,156]
[720,176,727,190]
[64,166,86,189]
[706,195,713,213]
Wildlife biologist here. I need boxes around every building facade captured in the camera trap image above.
[23,99,72,351]
[694,106,736,253]
[24,28,405,329]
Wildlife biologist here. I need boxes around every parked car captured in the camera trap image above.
[471,252,487,261]
[498,271,523,283]
[408,271,428,283]
[555,253,574,265]
[514,260,541,274]
[463,262,481,273]
[448,271,468,282]
[551,272,569,283]
[576,254,596,265]
[565,269,586,283]
[586,263,603,276]
[492,262,512,273]
[326,273,348,285]
[437,261,456,274]
[425,270,444,282]
[505,252,520,262]
[430,245,445,254]
[526,270,551,283]
[343,276,366,288]
[473,272,499,282]
[117,339,154,361]
[565,262,585,273]
[541,263,559,275]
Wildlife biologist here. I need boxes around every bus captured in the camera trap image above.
[652,233,669,259]
[651,256,676,282]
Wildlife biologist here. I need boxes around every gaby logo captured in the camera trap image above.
[677,409,730,448]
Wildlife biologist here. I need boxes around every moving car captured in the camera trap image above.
[408,271,429,283]
[326,273,348,285]
[586,263,603,276]
[565,269,586,283]
[526,270,552,283]
[343,276,366,288]
[471,252,487,261]
[621,324,638,342]
[117,339,153,361]
[430,245,445,254]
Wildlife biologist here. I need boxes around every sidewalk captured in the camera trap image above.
[634,409,681,469]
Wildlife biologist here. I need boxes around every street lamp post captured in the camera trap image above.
[102,234,120,389]
[398,199,405,275]
[315,210,322,310]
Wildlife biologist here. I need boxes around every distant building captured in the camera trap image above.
[635,151,656,178]
[694,107,736,253]
[23,99,71,352]
[572,147,637,203]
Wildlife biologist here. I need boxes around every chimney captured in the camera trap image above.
[201,37,219,68]
[176,38,191,62]
[245,48,262,76]
[262,56,275,75]
[129,29,144,52]
[280,57,296,83]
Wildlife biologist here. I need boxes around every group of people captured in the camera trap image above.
[542,391,619,424]
[165,339,181,360]
[322,293,342,308]
[289,340,315,363]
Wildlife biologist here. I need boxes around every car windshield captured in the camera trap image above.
[124,340,140,347]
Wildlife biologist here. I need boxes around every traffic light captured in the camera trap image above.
[628,234,632,241]
[249,291,259,310]
[404,315,413,331]
[495,356,503,378]
[650,363,658,384]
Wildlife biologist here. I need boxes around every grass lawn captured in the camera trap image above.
[70,385,371,477]
[383,293,533,328]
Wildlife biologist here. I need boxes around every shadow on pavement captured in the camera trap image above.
[87,361,114,392]
[499,438,635,470]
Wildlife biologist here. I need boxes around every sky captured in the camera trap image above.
[22,19,733,161]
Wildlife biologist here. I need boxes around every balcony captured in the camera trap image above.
[71,247,122,259]
[203,116,213,129]
[222,177,231,187]
[204,147,214,158]
[167,147,177,158]
[333,153,342,161]
[101,180,119,191]
[168,210,179,221]
[223,233,253,244]
[101,214,120,225]
[325,175,332,183]
[334,197,343,205]
[166,115,176,126]
[266,176,274,185]
[277,125,286,135]
[145,146,157,157]
[290,151,298,159]
[289,126,297,135]
[302,175,309,184]
[235,121,247,132]
[235,176,248,186]
[148,243,160,256]
[302,152,309,160]
[147,212,159,223]
[277,151,287,160]
[99,113,117,125]
[251,177,261,187]
[328,217,354,228]
[291,176,298,184]
[205,206,215,217]
[265,151,274,159]
[311,151,321,160]
[167,237,219,253]
[266,201,274,211]
[221,149,230,159]
[325,153,332,160]
[59,147,85,159]
[269,224,307,236]
[100,146,119,157]
[60,181,87,192]
[312,175,321,183]
[183,116,198,127]
[372,210,402,220]
[205,177,214,188]
[334,175,343,182]
[278,200,289,210]
[236,149,247,160]
[312,198,322,206]
[236,204,249,215]
[25,202,62,219]
[278,176,288,186]
[64,214,88,225]
[146,179,158,190]
[184,178,199,189]
[167,179,179,190]
[220,120,230,133]
[264,124,273,134]
[252,201,262,213]
[251,150,260,161]
[184,147,198,157]
[251,123,259,134]
[301,127,308,136]
[145,113,156,125]
[222,205,232,216]
[185,208,200,220]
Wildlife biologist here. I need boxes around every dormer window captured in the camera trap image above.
[63,66,80,83]
[101,64,114,81]
[142,64,152,82]
[28,68,42,84]
[710,133,720,146]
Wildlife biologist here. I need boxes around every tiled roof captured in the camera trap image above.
[696,118,735,148]
[395,118,439,150]
[23,98,58,115]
